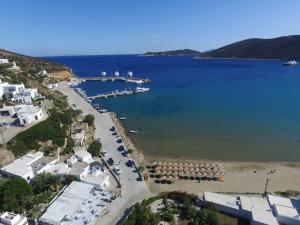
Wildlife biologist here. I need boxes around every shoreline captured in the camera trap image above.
[65,81,300,194]
[109,112,146,166]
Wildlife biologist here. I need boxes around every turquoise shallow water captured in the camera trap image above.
[46,55,300,162]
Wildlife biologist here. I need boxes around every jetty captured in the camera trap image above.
[85,88,149,100]
[77,76,151,84]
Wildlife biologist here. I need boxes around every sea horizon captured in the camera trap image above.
[46,54,300,162]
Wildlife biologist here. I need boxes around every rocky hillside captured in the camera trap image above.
[143,49,201,56]
[0,48,73,84]
[201,35,300,59]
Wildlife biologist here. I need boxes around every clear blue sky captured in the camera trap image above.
[1,0,300,56]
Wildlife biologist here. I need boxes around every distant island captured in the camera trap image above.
[143,49,201,56]
[143,35,300,60]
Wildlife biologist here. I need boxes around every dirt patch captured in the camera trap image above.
[0,146,15,167]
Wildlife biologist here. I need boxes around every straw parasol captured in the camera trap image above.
[155,170,161,175]
[179,162,183,167]
[184,167,189,172]
[200,163,204,168]
[189,163,194,167]
[173,162,178,166]
[168,166,173,171]
[173,167,178,171]
[167,171,172,176]
[201,168,206,173]
[156,166,161,170]
[161,175,167,180]
[189,167,194,172]
[178,166,183,171]
[151,161,157,166]
[194,163,199,167]
[157,162,162,166]
[184,163,189,167]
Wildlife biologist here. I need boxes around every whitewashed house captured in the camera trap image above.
[3,83,25,99]
[0,59,9,64]
[0,105,17,116]
[0,151,45,182]
[0,212,28,225]
[0,80,9,98]
[17,105,43,126]
[74,149,93,164]
[38,69,48,76]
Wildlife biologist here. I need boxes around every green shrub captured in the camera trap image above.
[83,114,95,126]
[0,178,33,213]
[87,140,102,156]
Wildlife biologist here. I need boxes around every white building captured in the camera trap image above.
[268,194,300,225]
[17,105,43,126]
[10,61,20,71]
[202,192,279,225]
[38,69,48,76]
[0,105,16,117]
[0,151,44,182]
[74,149,93,164]
[68,161,90,180]
[39,181,111,225]
[3,83,25,99]
[0,80,9,98]
[81,161,110,190]
[47,83,58,89]
[0,212,28,225]
[0,59,9,64]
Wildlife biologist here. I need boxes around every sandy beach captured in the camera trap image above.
[145,157,300,194]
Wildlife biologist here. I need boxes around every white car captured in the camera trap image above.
[113,166,122,175]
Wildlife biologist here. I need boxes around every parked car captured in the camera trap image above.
[117,145,125,151]
[107,158,114,166]
[126,160,134,167]
[122,150,129,157]
[113,166,122,175]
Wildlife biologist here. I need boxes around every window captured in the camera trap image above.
[23,119,26,124]
[35,115,38,120]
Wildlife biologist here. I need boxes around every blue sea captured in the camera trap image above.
[46,55,300,162]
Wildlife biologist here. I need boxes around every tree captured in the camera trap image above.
[137,166,145,173]
[83,114,95,126]
[32,173,61,194]
[0,178,33,213]
[87,140,102,156]
[123,201,160,225]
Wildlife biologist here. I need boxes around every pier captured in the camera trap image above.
[77,76,151,84]
[85,90,140,100]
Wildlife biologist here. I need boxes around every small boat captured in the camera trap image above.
[135,87,150,93]
[130,130,138,134]
[98,109,108,113]
[119,117,127,120]
[283,60,298,66]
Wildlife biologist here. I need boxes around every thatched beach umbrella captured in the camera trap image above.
[168,162,172,166]
[184,163,189,167]
[168,166,172,171]
[151,161,157,166]
[205,163,210,168]
[203,172,208,177]
[184,167,189,172]
[156,166,161,170]
[200,163,204,168]
[179,162,183,167]
[157,162,162,166]
[209,163,214,168]
[167,171,172,176]
[194,163,199,167]
[173,162,178,166]
[201,168,206,173]
[189,167,194,172]
[155,170,161,175]
[162,175,167,180]
[189,163,194,167]
[178,166,183,171]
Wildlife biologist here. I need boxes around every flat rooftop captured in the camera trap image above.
[39,181,109,225]
[1,151,43,178]
[251,208,279,225]
[204,192,240,210]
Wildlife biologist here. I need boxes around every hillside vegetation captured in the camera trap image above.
[0,48,73,84]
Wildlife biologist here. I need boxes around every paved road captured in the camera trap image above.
[58,83,151,225]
